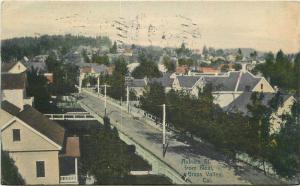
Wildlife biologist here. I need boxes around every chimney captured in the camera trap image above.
[241,63,247,73]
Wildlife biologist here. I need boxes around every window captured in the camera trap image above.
[13,129,20,141]
[36,161,45,177]
[261,83,264,90]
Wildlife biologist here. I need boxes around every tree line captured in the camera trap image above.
[1,34,112,62]
[254,50,300,93]
[139,83,300,178]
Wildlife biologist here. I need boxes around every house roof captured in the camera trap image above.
[1,100,21,115]
[1,73,26,90]
[237,72,261,91]
[128,79,147,87]
[224,92,293,116]
[203,72,240,91]
[79,64,107,74]
[149,73,173,87]
[176,71,266,92]
[177,76,201,88]
[25,61,48,73]
[17,105,65,147]
[61,137,80,157]
[1,62,18,72]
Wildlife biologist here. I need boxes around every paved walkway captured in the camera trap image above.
[79,91,284,185]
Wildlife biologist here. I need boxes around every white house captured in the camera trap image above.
[0,101,80,185]
[172,70,275,107]
[1,73,33,109]
[2,61,27,74]
[224,92,295,134]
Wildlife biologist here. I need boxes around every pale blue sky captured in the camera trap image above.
[1,1,299,53]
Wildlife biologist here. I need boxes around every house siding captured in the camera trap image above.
[270,96,295,134]
[2,89,25,109]
[213,93,242,108]
[9,151,60,185]
[8,62,27,74]
[2,120,60,152]
[252,78,275,93]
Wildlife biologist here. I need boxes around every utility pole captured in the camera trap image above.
[0,61,2,185]
[126,85,129,112]
[104,84,107,116]
[162,104,166,157]
[97,76,100,94]
[79,77,82,93]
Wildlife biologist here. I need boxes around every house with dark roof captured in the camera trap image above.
[0,102,80,184]
[172,70,275,107]
[126,73,175,98]
[1,61,27,74]
[1,73,33,109]
[172,75,205,97]
[224,92,295,134]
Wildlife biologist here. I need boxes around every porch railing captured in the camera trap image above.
[60,175,78,184]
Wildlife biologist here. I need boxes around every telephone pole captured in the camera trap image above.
[126,86,129,112]
[162,104,166,157]
[104,84,108,116]
[97,76,100,94]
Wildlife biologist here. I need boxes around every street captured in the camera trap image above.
[79,91,284,185]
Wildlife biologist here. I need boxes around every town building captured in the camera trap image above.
[0,101,80,184]
[2,61,27,74]
[172,70,275,107]
[224,92,295,134]
[1,62,33,109]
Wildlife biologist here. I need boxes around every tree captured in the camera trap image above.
[82,49,90,63]
[236,48,243,61]
[26,69,51,112]
[2,151,25,185]
[178,58,194,67]
[110,41,117,54]
[250,50,258,59]
[268,101,300,178]
[107,57,127,100]
[293,52,300,97]
[140,82,166,118]
[80,117,130,184]
[162,56,175,72]
[202,45,209,55]
[247,92,272,174]
[233,63,242,71]
[221,64,229,72]
[92,54,109,65]
[132,60,161,79]
[175,43,191,57]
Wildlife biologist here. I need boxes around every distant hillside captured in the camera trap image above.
[222,48,266,57]
[1,34,112,62]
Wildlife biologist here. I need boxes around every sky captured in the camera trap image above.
[1,1,300,53]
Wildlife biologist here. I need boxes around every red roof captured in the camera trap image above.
[80,66,92,73]
[199,67,219,74]
[176,65,188,74]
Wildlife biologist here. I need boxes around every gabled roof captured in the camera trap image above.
[149,73,173,88]
[1,100,20,115]
[1,73,26,90]
[224,92,293,116]
[17,105,65,147]
[177,76,201,88]
[203,71,240,91]
[128,79,147,87]
[237,72,261,91]
[1,62,18,72]
[61,137,80,157]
